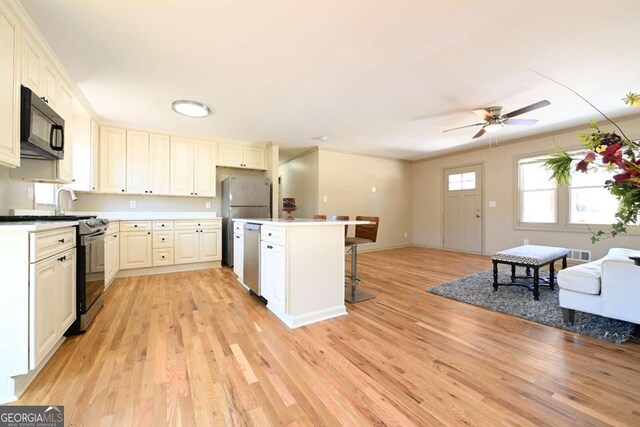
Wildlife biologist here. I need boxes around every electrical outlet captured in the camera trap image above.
[524,239,529,245]
[129,200,137,209]
[205,202,211,209]
[323,195,328,202]
[404,232,408,238]
[371,186,377,193]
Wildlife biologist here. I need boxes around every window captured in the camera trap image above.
[34,183,56,205]
[569,152,618,225]
[448,172,476,191]
[518,157,556,223]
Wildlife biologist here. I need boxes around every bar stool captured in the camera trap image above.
[344,216,379,303]
[313,214,327,220]
[330,215,349,237]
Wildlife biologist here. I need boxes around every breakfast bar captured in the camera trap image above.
[232,218,369,328]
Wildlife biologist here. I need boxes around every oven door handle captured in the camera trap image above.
[82,232,106,245]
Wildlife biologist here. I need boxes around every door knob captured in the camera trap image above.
[475,214,481,218]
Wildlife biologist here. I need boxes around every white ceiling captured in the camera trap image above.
[19,0,640,160]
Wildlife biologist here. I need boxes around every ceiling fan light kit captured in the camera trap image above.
[444,99,551,139]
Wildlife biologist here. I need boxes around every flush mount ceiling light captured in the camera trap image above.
[312,136,328,141]
[483,122,504,133]
[171,100,211,118]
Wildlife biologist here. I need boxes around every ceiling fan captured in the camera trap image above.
[443,100,551,139]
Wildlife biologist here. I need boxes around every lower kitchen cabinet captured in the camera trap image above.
[104,226,120,286]
[233,231,244,282]
[119,231,152,269]
[174,221,222,265]
[174,230,200,264]
[200,228,222,262]
[260,241,286,315]
[30,247,76,370]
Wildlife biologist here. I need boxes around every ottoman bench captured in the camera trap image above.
[492,245,569,300]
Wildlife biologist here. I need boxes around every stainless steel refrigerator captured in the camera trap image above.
[221,176,271,267]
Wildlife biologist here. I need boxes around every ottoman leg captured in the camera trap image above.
[526,266,531,277]
[533,267,540,300]
[549,261,555,291]
[511,264,516,282]
[562,256,567,269]
[562,308,575,325]
[493,261,499,291]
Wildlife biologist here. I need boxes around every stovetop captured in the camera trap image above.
[0,215,97,222]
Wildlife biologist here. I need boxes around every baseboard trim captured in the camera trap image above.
[268,304,348,329]
[116,261,221,278]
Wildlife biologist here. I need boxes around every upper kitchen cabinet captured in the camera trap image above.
[170,137,217,197]
[218,142,266,170]
[125,131,170,195]
[0,5,20,168]
[56,82,73,182]
[22,34,57,107]
[99,126,127,193]
[70,100,99,192]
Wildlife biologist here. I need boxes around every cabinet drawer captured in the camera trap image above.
[106,221,119,236]
[233,222,245,235]
[120,221,152,231]
[175,219,221,229]
[153,231,173,248]
[153,248,174,266]
[261,226,286,246]
[30,227,76,263]
[153,220,174,230]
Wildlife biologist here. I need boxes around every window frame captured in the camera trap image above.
[517,154,559,226]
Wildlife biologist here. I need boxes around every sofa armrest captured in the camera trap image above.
[600,258,640,323]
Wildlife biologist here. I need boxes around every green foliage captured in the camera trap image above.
[543,151,573,184]
[622,92,640,106]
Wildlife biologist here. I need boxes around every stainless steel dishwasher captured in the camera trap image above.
[243,223,261,295]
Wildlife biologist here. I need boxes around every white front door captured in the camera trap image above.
[443,165,482,253]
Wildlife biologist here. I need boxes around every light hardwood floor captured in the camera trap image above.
[16,247,640,426]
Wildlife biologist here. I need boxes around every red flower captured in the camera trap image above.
[575,152,596,173]
[601,143,623,165]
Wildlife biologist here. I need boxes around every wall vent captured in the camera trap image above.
[568,249,591,263]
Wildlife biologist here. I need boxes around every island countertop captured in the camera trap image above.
[233,218,370,227]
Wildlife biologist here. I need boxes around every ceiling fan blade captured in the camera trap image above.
[504,100,550,118]
[443,122,484,133]
[504,118,538,126]
[472,128,486,139]
[472,109,491,119]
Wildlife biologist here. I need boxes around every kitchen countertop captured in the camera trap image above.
[233,218,370,227]
[0,221,79,232]
[11,209,220,221]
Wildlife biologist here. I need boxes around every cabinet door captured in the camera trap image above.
[150,134,171,195]
[126,130,150,194]
[200,229,221,262]
[218,143,243,167]
[267,243,287,314]
[90,119,99,191]
[57,83,74,183]
[120,231,152,269]
[170,137,195,196]
[41,61,58,107]
[99,127,127,193]
[243,146,266,170]
[0,9,20,167]
[233,233,244,280]
[22,36,41,94]
[69,103,94,191]
[30,257,58,369]
[194,141,216,197]
[105,232,119,286]
[58,249,76,334]
[173,230,199,264]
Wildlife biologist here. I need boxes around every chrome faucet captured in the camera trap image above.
[54,186,79,216]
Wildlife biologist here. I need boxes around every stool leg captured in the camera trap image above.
[344,244,374,303]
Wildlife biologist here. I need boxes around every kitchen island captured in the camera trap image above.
[233,218,369,328]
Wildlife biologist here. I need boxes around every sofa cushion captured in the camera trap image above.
[608,247,640,259]
[557,263,602,295]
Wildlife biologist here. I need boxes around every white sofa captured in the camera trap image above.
[557,248,640,325]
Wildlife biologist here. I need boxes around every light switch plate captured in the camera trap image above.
[489,201,497,208]
[205,202,211,209]
[323,195,328,202]
[129,200,136,209]
[371,186,377,193]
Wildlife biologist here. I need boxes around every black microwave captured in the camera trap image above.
[20,85,65,160]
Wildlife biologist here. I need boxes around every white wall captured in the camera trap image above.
[411,115,640,259]
[279,149,320,218]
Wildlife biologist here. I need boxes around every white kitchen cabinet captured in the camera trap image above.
[41,62,58,108]
[149,134,171,195]
[233,232,244,282]
[260,241,286,315]
[170,137,216,197]
[119,231,152,269]
[57,82,74,183]
[105,225,119,286]
[0,6,20,168]
[126,130,150,194]
[99,126,127,194]
[200,228,222,262]
[174,229,200,264]
[30,256,58,369]
[70,104,99,192]
[218,143,266,170]
[29,246,76,370]
[22,36,41,94]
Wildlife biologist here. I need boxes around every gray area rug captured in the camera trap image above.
[428,268,636,344]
